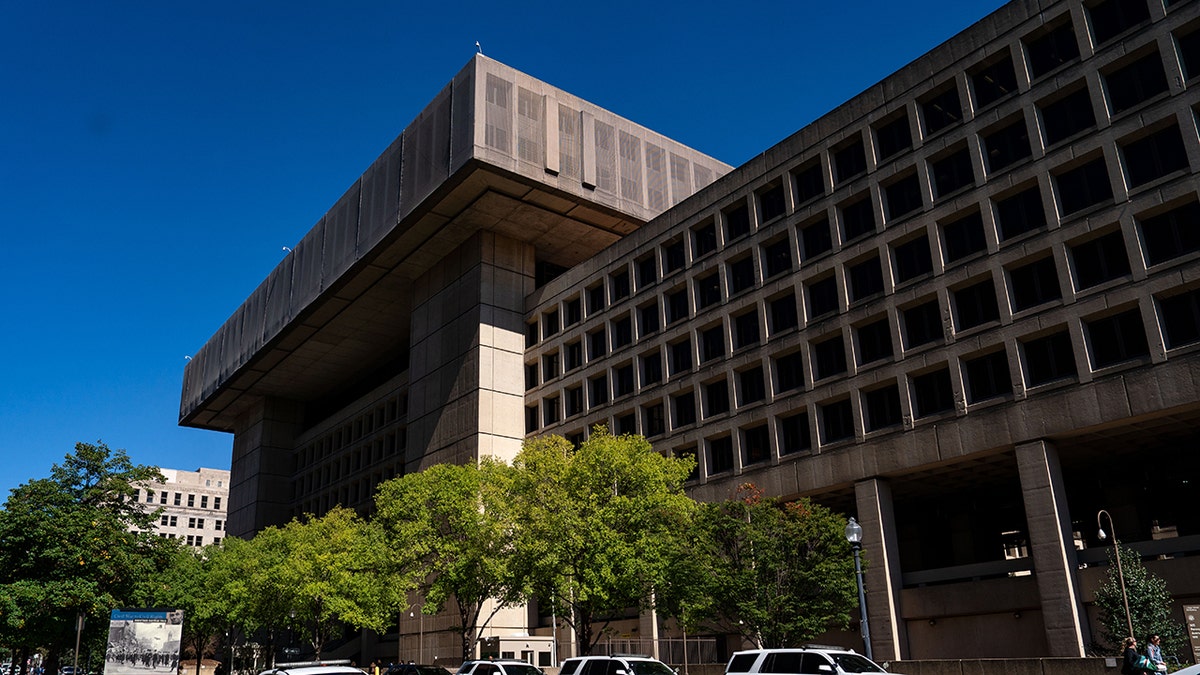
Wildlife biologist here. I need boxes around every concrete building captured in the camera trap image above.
[181,0,1200,663]
[133,467,231,548]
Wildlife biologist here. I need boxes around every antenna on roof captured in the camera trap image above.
[475,41,483,55]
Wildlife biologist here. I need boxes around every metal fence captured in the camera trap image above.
[588,637,723,665]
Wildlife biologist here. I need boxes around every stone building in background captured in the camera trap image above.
[181,0,1200,663]
[133,467,231,548]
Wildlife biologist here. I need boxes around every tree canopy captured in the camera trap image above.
[1094,542,1186,657]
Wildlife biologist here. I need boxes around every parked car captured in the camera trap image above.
[725,647,897,675]
[559,655,675,675]
[457,660,542,675]
[259,661,367,675]
[386,665,452,675]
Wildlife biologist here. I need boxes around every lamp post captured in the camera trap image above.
[1097,509,1134,640]
[845,517,873,660]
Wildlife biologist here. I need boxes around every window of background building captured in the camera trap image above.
[566,386,584,417]
[930,146,976,199]
[614,364,635,397]
[1039,85,1096,146]
[672,390,697,428]
[921,84,963,135]
[525,406,538,434]
[833,137,868,184]
[856,317,894,365]
[848,255,884,302]
[214,497,221,510]
[942,210,988,262]
[800,215,834,261]
[1024,18,1080,79]
[964,349,1013,403]
[840,196,876,242]
[875,114,913,162]
[1022,331,1077,386]
[1120,123,1189,189]
[734,310,761,350]
[970,52,1018,108]
[639,301,660,338]
[1088,0,1151,45]
[174,493,181,506]
[1104,50,1169,115]
[587,328,607,360]
[705,379,730,417]
[527,322,539,348]
[565,297,581,326]
[543,352,560,381]
[725,202,752,242]
[764,238,793,278]
[820,398,855,444]
[1055,157,1113,216]
[644,403,665,437]
[610,269,631,302]
[982,118,1032,173]
[779,412,812,455]
[663,239,686,275]
[770,292,799,333]
[738,367,766,406]
[902,299,943,349]
[759,183,786,223]
[1070,230,1130,290]
[641,351,662,386]
[636,255,657,291]
[587,284,605,315]
[863,383,903,431]
[812,333,848,380]
[807,275,839,319]
[1139,200,1200,266]
[525,363,538,390]
[670,338,693,375]
[1008,256,1062,311]
[701,325,726,363]
[667,287,689,324]
[543,309,559,339]
[709,436,735,474]
[742,425,771,466]
[995,184,1047,241]
[911,367,955,418]
[893,235,933,283]
[696,271,722,309]
[543,397,560,426]
[1085,308,1149,368]
[613,316,632,349]
[774,351,805,393]
[692,219,718,258]
[729,256,756,295]
[884,172,923,221]
[1159,289,1200,349]
[589,374,609,407]
[793,159,825,205]
[565,341,582,371]
[953,278,1001,330]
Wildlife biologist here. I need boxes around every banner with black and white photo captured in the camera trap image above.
[103,609,184,675]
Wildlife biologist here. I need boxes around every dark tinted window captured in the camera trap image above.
[1009,257,1062,311]
[793,161,825,204]
[821,399,855,443]
[1121,124,1189,189]
[864,384,903,431]
[1071,231,1130,289]
[807,276,839,318]
[1023,331,1077,386]
[885,172,923,221]
[1105,51,1169,115]
[801,216,834,260]
[982,119,1031,172]
[813,334,848,380]
[1055,158,1113,216]
[834,138,868,184]
[893,236,933,283]
[771,293,799,332]
[848,256,884,302]
[1026,20,1080,79]
[1088,0,1150,45]
[841,197,876,242]
[725,203,752,242]
[922,85,963,134]
[954,279,1000,330]
[943,210,988,262]
[1139,201,1200,266]
[779,413,812,455]
[964,350,1012,403]
[971,54,1018,108]
[903,300,943,348]
[1086,309,1149,368]
[856,318,894,365]
[876,116,913,160]
[760,184,786,222]
[1040,87,1096,146]
[931,148,975,198]
[995,185,1047,240]
[912,368,955,418]
[1160,290,1200,349]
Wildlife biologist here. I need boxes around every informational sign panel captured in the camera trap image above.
[103,609,185,675]
[1185,605,1200,664]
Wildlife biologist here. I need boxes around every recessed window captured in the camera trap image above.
[1071,231,1131,290]
[526,322,539,348]
[543,397,560,426]
[770,292,799,333]
[696,271,722,309]
[819,398,855,444]
[793,159,825,205]
[779,412,812,455]
[921,84,963,135]
[875,115,913,161]
[675,445,699,481]
[587,328,607,360]
[812,333,848,380]
[641,351,663,386]
[663,239,685,275]
[807,275,839,319]
[942,209,988,262]
[742,425,771,465]
[615,412,635,435]
[930,147,975,199]
[738,367,766,406]
[734,311,761,350]
[613,316,632,348]
[525,363,538,390]
[636,255,657,291]
[911,367,955,418]
[667,287,689,324]
[1039,85,1096,146]
[884,171,923,221]
[855,317,894,365]
[1138,199,1200,266]
[614,363,635,397]
[1120,123,1189,189]
[639,301,660,338]
[589,374,609,407]
[902,299,943,349]
[800,215,834,260]
[1177,28,1200,80]
[759,183,786,223]
[963,349,1012,403]
[701,324,726,363]
[542,352,560,381]
[525,406,538,434]
[1085,309,1149,368]
[566,386,583,417]
[982,118,1031,173]
[692,219,718,257]
[1104,50,1169,115]
[708,436,734,474]
[587,284,605,315]
[565,298,582,326]
[672,390,696,428]
[953,279,1000,330]
[725,202,752,242]
[1054,157,1113,216]
[834,137,868,185]
[1022,331,1077,386]
[1025,18,1081,79]
[1088,0,1151,45]
[863,383,902,431]
[1008,256,1062,311]
[1159,289,1200,349]
[970,53,1019,109]
[543,310,560,339]
[610,269,630,301]
[893,235,933,284]
[995,184,1047,241]
[840,196,876,242]
[705,379,730,417]
[763,237,793,278]
[848,255,884,302]
[643,403,665,437]
[774,351,805,393]
[728,256,756,295]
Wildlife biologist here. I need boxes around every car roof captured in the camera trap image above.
[262,667,366,675]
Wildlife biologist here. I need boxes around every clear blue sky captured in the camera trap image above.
[0,0,1003,499]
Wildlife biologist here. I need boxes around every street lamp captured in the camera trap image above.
[845,517,873,660]
[1097,509,1134,640]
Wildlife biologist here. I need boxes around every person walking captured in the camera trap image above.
[1146,635,1167,673]
[1124,637,1157,675]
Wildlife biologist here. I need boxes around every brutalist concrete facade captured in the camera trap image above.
[183,0,1200,663]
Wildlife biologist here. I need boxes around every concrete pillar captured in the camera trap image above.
[854,478,908,661]
[1015,439,1087,657]
[227,397,304,538]
[639,604,660,659]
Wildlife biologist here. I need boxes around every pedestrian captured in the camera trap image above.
[1146,635,1167,673]
[1124,637,1157,675]
[370,663,379,675]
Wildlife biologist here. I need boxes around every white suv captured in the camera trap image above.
[725,647,895,675]
[559,655,675,675]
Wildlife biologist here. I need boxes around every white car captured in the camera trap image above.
[559,655,675,675]
[725,647,898,675]
[259,662,366,675]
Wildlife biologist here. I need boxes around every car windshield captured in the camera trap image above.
[830,655,883,674]
[502,666,541,675]
[415,668,451,675]
[628,662,674,675]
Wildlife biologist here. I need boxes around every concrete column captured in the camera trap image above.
[1015,439,1087,656]
[227,397,304,538]
[854,478,908,661]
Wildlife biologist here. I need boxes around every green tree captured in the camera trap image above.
[1094,542,1186,657]
[661,483,856,648]
[207,530,294,666]
[375,458,517,661]
[137,543,228,675]
[510,428,695,655]
[0,442,167,675]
